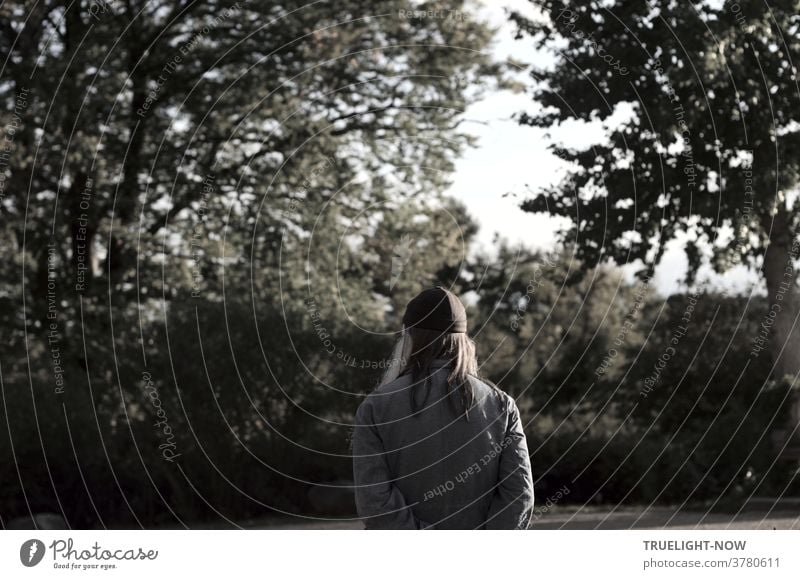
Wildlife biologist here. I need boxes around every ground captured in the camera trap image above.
[238,503,800,530]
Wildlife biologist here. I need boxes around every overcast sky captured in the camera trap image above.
[447,0,760,296]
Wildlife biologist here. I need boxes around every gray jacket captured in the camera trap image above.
[352,360,534,529]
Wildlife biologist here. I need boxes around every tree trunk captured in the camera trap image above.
[762,220,800,381]
[761,213,800,463]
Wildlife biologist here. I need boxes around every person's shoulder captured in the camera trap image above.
[367,374,418,402]
[370,373,414,396]
[468,375,518,413]
[355,374,413,420]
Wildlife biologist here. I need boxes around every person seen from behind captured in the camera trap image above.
[352,286,535,529]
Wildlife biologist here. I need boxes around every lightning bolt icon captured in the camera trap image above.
[28,542,38,563]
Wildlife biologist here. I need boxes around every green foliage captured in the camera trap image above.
[527,291,793,506]
[512,0,800,270]
[0,0,501,525]
[511,0,800,380]
[0,0,796,527]
[462,244,793,506]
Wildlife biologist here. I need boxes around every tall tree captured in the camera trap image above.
[0,0,505,525]
[511,0,800,379]
[0,0,503,313]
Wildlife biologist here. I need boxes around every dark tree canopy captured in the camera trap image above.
[0,0,504,525]
[0,0,503,312]
[512,0,800,377]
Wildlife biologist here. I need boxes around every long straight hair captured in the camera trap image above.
[380,327,480,419]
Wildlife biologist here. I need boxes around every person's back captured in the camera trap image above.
[352,287,534,529]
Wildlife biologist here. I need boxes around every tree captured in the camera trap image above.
[462,242,640,410]
[511,0,800,380]
[619,292,790,503]
[0,0,504,525]
[0,0,503,308]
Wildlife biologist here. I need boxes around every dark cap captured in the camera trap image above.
[402,286,467,333]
